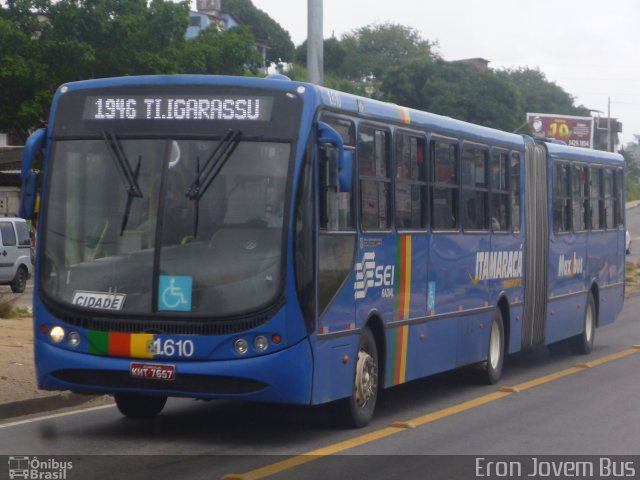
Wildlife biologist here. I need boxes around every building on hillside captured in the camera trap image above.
[593,116,623,152]
[186,0,268,70]
[187,0,241,39]
[0,141,23,215]
[451,58,491,71]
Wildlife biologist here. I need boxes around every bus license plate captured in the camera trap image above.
[130,362,175,381]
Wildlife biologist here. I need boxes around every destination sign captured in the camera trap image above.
[83,95,273,122]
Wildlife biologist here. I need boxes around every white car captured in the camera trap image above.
[0,216,33,293]
[626,229,631,255]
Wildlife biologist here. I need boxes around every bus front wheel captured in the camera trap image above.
[333,327,378,428]
[114,393,167,418]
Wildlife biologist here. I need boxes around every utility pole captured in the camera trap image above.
[307,0,323,85]
[607,96,612,152]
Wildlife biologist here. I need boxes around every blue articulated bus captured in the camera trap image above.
[20,75,625,427]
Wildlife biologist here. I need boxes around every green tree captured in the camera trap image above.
[0,1,49,140]
[498,67,590,123]
[338,23,436,81]
[39,0,190,79]
[180,24,261,75]
[622,135,640,184]
[294,37,347,74]
[623,136,640,201]
[222,0,294,64]
[381,59,523,131]
[1,0,261,141]
[285,63,366,96]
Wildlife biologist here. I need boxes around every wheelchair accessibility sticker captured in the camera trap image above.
[158,275,193,311]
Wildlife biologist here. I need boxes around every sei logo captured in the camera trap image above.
[354,252,395,299]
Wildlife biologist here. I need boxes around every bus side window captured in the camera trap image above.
[614,168,624,228]
[359,126,391,230]
[510,153,521,233]
[603,168,614,230]
[395,133,427,230]
[461,144,489,231]
[553,161,571,233]
[572,164,589,232]
[490,150,509,232]
[319,145,353,231]
[590,167,603,230]
[431,140,459,230]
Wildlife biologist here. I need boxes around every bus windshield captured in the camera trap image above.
[40,136,291,317]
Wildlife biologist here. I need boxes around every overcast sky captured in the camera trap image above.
[248,0,639,146]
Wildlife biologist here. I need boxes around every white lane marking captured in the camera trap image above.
[0,403,115,429]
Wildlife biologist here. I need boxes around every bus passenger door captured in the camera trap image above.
[312,121,358,404]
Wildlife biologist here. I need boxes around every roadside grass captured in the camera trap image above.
[626,259,640,296]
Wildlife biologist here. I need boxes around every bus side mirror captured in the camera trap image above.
[20,128,46,219]
[317,121,352,192]
[339,150,353,192]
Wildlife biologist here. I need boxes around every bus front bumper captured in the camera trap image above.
[34,337,314,405]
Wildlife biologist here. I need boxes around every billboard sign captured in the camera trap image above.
[526,113,594,149]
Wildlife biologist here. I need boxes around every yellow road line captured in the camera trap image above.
[222,426,402,480]
[222,345,640,480]
[504,366,584,392]
[577,347,639,367]
[406,391,511,427]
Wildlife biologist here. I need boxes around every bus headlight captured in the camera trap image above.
[234,338,249,355]
[253,335,269,352]
[67,331,81,347]
[50,326,65,343]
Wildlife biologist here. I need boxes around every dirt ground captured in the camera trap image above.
[0,317,55,404]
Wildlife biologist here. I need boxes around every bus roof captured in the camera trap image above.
[542,140,624,165]
[56,74,524,150]
[310,83,525,150]
[53,75,622,164]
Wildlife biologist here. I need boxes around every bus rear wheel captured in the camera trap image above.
[333,327,378,428]
[571,292,596,355]
[478,308,504,385]
[114,393,167,418]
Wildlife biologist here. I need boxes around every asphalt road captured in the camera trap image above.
[1,295,639,480]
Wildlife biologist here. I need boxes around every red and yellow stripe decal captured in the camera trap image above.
[399,106,411,125]
[388,236,412,385]
[395,236,412,321]
[389,325,409,385]
[88,331,154,359]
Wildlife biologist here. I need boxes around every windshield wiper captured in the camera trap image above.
[101,130,144,235]
[119,155,142,235]
[102,130,143,198]
[186,129,241,201]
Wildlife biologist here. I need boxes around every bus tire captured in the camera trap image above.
[114,393,167,418]
[333,327,378,428]
[479,308,504,385]
[571,292,596,355]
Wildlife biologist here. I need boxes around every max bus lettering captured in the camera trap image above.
[558,252,584,278]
